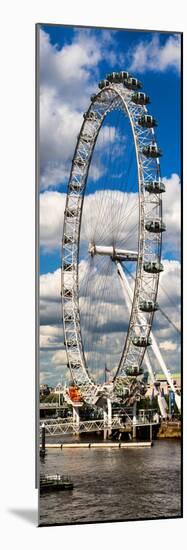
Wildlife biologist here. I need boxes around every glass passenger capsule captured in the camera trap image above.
[125,77,142,90]
[138,114,157,128]
[143,261,164,274]
[145,219,166,233]
[132,92,150,105]
[94,94,106,103]
[145,181,166,193]
[139,300,159,312]
[81,133,93,143]
[125,366,144,376]
[132,336,152,347]
[142,143,163,158]
[107,72,120,82]
[119,71,129,81]
[83,111,98,121]
[98,79,110,89]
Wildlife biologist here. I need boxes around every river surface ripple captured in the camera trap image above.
[39,440,181,526]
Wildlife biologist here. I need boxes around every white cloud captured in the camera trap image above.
[150,259,181,373]
[40,268,61,325]
[40,28,101,99]
[158,259,181,310]
[159,340,177,352]
[40,191,66,251]
[39,27,181,386]
[40,365,70,387]
[40,268,61,301]
[40,371,54,385]
[40,28,181,190]
[40,255,181,385]
[40,325,62,349]
[52,349,68,366]
[128,34,181,74]
[40,172,181,263]
[40,325,70,386]
[40,188,139,254]
[162,173,181,258]
[40,88,83,188]
[39,28,120,189]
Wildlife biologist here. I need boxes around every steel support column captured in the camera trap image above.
[116,262,180,413]
[73,406,80,433]
[132,402,137,439]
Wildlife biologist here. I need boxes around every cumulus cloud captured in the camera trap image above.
[80,189,138,249]
[40,363,70,387]
[150,259,181,374]
[158,259,181,311]
[40,172,181,261]
[40,189,139,253]
[40,28,101,101]
[39,28,121,189]
[40,191,66,251]
[159,340,177,351]
[40,325,71,386]
[39,175,181,381]
[128,34,181,74]
[162,173,181,258]
[40,268,61,325]
[39,28,181,189]
[40,255,181,385]
[40,94,83,188]
[39,168,181,382]
[39,27,181,385]
[40,325,62,350]
[52,349,68,365]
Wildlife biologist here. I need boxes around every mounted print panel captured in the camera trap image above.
[36,23,182,527]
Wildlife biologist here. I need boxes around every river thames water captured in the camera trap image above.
[39,440,181,526]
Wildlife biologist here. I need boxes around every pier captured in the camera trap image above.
[40,441,153,449]
[39,409,159,439]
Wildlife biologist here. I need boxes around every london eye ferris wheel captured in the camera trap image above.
[61,70,166,407]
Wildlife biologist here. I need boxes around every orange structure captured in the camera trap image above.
[68,386,82,403]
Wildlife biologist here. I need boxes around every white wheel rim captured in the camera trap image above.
[61,79,164,404]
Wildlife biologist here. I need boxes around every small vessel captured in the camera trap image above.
[40,474,74,493]
[40,449,46,458]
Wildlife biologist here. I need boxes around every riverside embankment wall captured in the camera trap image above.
[157,421,181,439]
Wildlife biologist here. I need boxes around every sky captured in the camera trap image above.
[39,24,181,387]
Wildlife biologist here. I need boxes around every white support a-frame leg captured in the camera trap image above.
[116,261,180,414]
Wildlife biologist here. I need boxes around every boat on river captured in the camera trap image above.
[40,474,74,493]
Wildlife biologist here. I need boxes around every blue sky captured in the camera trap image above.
[39,24,181,385]
[40,25,181,274]
[40,26,181,167]
[41,25,181,174]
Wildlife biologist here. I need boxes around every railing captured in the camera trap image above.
[40,403,66,409]
[40,418,122,436]
[40,414,159,436]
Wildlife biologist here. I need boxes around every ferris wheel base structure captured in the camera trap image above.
[61,70,180,414]
[116,261,181,414]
